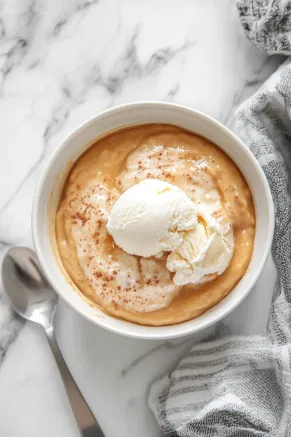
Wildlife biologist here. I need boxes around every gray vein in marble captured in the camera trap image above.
[121,337,196,378]
[0,19,5,40]
[76,0,99,12]
[222,55,284,128]
[109,26,194,91]
[0,304,24,366]
[52,0,100,37]
[0,38,28,83]
[163,83,180,101]
[120,321,232,378]
[0,244,25,366]
[53,19,67,37]
[0,158,40,226]
[21,0,37,29]
[222,88,246,127]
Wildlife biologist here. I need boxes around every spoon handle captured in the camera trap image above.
[45,326,105,437]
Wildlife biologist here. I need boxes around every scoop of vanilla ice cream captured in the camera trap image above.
[107,179,234,285]
[106,179,197,257]
[167,206,234,285]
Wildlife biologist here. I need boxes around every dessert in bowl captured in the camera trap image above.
[33,102,274,339]
[56,124,254,326]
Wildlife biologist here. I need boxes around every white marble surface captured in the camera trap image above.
[0,1,281,436]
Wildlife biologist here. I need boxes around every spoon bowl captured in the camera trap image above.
[2,247,57,329]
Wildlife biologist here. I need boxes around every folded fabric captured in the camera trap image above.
[149,2,291,434]
[237,0,291,55]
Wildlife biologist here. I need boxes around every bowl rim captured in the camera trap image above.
[32,101,274,339]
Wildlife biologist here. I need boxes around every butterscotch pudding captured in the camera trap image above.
[55,124,255,326]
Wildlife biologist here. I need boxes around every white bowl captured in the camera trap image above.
[32,102,274,340]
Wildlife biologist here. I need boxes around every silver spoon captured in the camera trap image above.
[1,246,105,437]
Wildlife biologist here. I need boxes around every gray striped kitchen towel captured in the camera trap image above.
[149,2,291,436]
